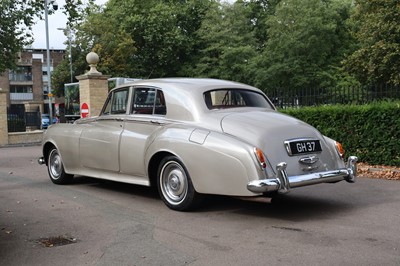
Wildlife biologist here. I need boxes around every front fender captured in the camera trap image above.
[41,124,83,173]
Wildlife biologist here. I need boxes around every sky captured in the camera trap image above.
[31,0,109,50]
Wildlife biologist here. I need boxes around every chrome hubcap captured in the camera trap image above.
[161,161,188,205]
[49,150,62,179]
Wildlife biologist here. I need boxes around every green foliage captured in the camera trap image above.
[344,0,400,86]
[45,0,99,97]
[186,3,256,82]
[52,59,72,97]
[50,0,396,94]
[282,102,400,166]
[50,0,357,90]
[0,0,90,75]
[0,0,45,73]
[183,1,271,85]
[255,0,355,90]
[70,0,212,79]
[241,0,280,49]
[63,0,95,28]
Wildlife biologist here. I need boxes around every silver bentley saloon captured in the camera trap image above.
[38,78,357,211]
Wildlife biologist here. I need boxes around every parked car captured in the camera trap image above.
[38,78,357,211]
[41,114,57,129]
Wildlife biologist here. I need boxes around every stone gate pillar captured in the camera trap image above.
[0,88,8,145]
[76,52,110,118]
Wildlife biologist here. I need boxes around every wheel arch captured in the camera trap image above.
[42,141,57,165]
[148,151,175,188]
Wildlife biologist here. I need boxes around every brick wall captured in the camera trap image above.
[0,91,8,145]
[77,75,110,118]
[32,59,43,102]
[0,72,9,92]
[8,131,43,145]
[0,72,10,107]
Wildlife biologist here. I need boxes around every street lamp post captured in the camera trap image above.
[44,0,58,125]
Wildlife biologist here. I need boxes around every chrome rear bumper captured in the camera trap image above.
[247,156,358,194]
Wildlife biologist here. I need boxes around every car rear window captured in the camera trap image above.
[204,89,273,110]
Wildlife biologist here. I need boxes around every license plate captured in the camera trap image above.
[284,139,322,156]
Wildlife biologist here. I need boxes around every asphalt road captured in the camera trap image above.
[1,145,399,266]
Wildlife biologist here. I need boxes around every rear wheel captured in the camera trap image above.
[157,156,202,211]
[47,147,73,184]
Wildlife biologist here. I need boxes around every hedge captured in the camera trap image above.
[281,101,400,166]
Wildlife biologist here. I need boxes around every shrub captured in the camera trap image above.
[281,102,400,166]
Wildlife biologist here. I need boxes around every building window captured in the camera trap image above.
[10,85,33,93]
[9,85,33,101]
[9,66,32,81]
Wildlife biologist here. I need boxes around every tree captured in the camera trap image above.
[51,0,101,96]
[241,0,281,50]
[0,0,96,94]
[185,1,265,84]
[344,0,400,86]
[69,0,212,79]
[0,0,44,73]
[255,0,355,90]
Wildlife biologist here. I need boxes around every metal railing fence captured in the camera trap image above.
[266,85,400,108]
[7,107,41,132]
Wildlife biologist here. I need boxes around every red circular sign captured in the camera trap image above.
[81,103,89,118]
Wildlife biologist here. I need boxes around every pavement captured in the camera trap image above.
[1,145,400,266]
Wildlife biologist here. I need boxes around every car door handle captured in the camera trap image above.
[151,120,165,125]
[115,118,124,122]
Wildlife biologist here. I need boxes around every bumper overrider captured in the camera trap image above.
[247,156,358,194]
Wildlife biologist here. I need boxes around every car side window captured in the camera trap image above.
[102,88,129,115]
[131,88,166,115]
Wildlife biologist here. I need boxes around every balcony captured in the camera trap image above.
[10,93,34,101]
[9,73,33,83]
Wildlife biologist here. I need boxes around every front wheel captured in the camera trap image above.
[47,147,73,184]
[157,156,202,211]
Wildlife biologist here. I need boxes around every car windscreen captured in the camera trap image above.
[204,89,273,110]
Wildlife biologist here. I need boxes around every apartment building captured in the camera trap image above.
[0,48,65,116]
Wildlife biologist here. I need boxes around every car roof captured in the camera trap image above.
[110,78,267,122]
[113,78,260,93]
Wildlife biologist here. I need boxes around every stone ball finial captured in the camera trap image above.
[86,52,102,75]
[86,52,99,64]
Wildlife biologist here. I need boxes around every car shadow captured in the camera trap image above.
[69,176,357,221]
[70,175,160,199]
[196,193,356,222]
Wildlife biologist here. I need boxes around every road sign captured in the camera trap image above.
[81,103,89,118]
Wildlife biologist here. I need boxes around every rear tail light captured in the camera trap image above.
[335,141,345,159]
[254,147,267,169]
